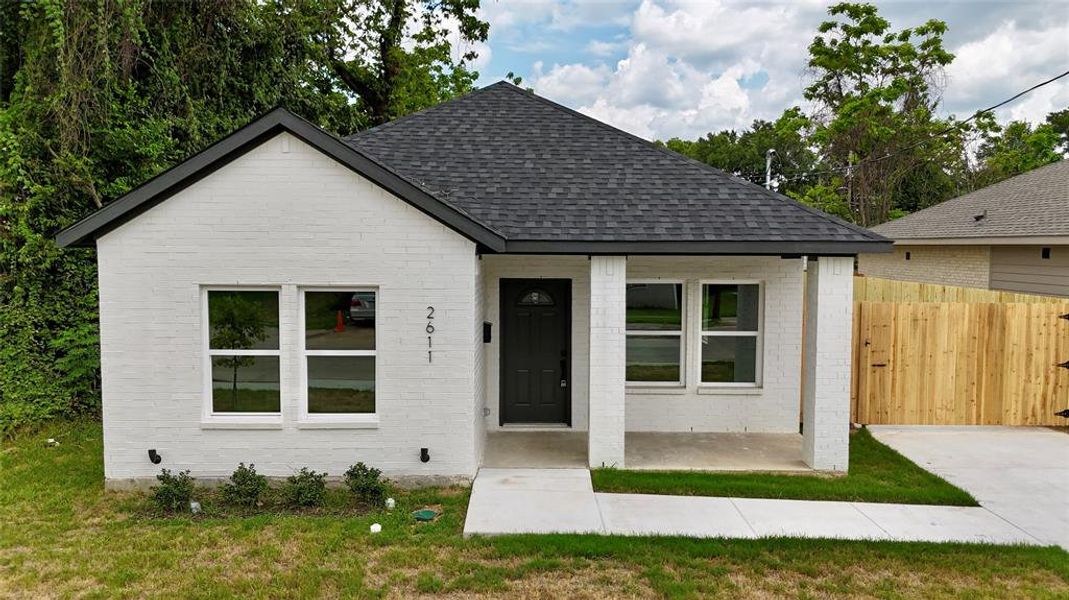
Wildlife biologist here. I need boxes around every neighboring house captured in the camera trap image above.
[57,83,890,488]
[859,160,1069,297]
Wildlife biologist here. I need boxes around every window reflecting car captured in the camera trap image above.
[348,292,376,323]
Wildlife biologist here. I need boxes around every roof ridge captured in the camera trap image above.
[492,83,885,242]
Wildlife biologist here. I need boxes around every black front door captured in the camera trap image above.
[500,279,571,425]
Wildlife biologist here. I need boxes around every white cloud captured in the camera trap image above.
[530,0,813,138]
[586,39,626,57]
[518,1,1069,140]
[553,2,635,30]
[946,19,1069,122]
[630,0,817,70]
[533,43,757,139]
[531,61,612,106]
[478,0,559,30]
[480,0,635,32]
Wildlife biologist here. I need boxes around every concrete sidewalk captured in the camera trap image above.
[463,468,1040,545]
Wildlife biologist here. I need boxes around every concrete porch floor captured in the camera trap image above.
[483,431,809,471]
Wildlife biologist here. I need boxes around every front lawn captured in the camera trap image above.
[2,421,1066,598]
[592,428,978,506]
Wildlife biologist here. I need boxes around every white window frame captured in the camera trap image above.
[698,279,763,388]
[201,286,283,424]
[298,287,379,425]
[625,279,686,387]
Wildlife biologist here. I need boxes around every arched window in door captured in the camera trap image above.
[517,289,555,306]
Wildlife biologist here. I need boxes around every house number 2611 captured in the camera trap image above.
[426,306,435,363]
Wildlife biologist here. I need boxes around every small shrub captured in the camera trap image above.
[280,468,326,508]
[152,469,195,512]
[344,462,386,507]
[219,463,268,507]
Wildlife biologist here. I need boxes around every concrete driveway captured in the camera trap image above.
[870,426,1069,549]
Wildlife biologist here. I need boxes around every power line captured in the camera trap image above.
[777,68,1069,184]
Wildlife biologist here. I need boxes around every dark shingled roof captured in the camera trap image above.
[872,159,1069,240]
[345,82,887,253]
[57,83,890,254]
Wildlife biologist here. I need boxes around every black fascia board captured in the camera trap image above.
[55,108,507,252]
[500,239,892,255]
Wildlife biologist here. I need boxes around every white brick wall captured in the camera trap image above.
[472,257,487,465]
[97,133,480,487]
[858,245,991,288]
[801,256,853,472]
[625,256,805,433]
[588,256,627,467]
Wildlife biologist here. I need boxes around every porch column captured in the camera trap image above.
[802,256,853,472]
[588,255,626,468]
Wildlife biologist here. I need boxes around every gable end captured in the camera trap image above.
[55,108,507,251]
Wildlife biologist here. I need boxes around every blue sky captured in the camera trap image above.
[460,1,1069,141]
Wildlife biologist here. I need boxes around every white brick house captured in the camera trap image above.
[58,83,890,488]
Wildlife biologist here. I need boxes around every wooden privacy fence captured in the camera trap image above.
[855,275,1065,304]
[852,301,1069,426]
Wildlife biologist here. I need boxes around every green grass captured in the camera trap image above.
[211,386,281,412]
[592,428,979,506]
[307,388,375,413]
[210,388,375,413]
[2,420,1066,598]
[626,308,682,328]
[626,364,681,382]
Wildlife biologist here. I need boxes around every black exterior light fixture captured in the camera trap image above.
[148,449,162,464]
[420,448,431,463]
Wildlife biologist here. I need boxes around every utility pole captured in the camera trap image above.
[846,156,858,225]
[765,148,776,190]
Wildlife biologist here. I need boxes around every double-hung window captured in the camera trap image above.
[700,282,762,386]
[300,289,377,419]
[625,282,684,385]
[205,289,281,415]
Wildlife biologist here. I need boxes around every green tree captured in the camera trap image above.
[971,119,1063,188]
[1045,108,1069,153]
[803,2,958,226]
[787,183,854,221]
[0,0,489,434]
[209,295,270,404]
[664,107,819,197]
[313,0,489,126]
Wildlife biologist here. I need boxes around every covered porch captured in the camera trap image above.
[483,430,809,471]
[478,253,854,474]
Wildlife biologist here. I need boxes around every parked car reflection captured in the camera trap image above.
[348,291,376,323]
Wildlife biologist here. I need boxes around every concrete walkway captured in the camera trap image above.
[463,468,1039,545]
[870,426,1069,550]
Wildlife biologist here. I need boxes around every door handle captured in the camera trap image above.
[560,352,568,388]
